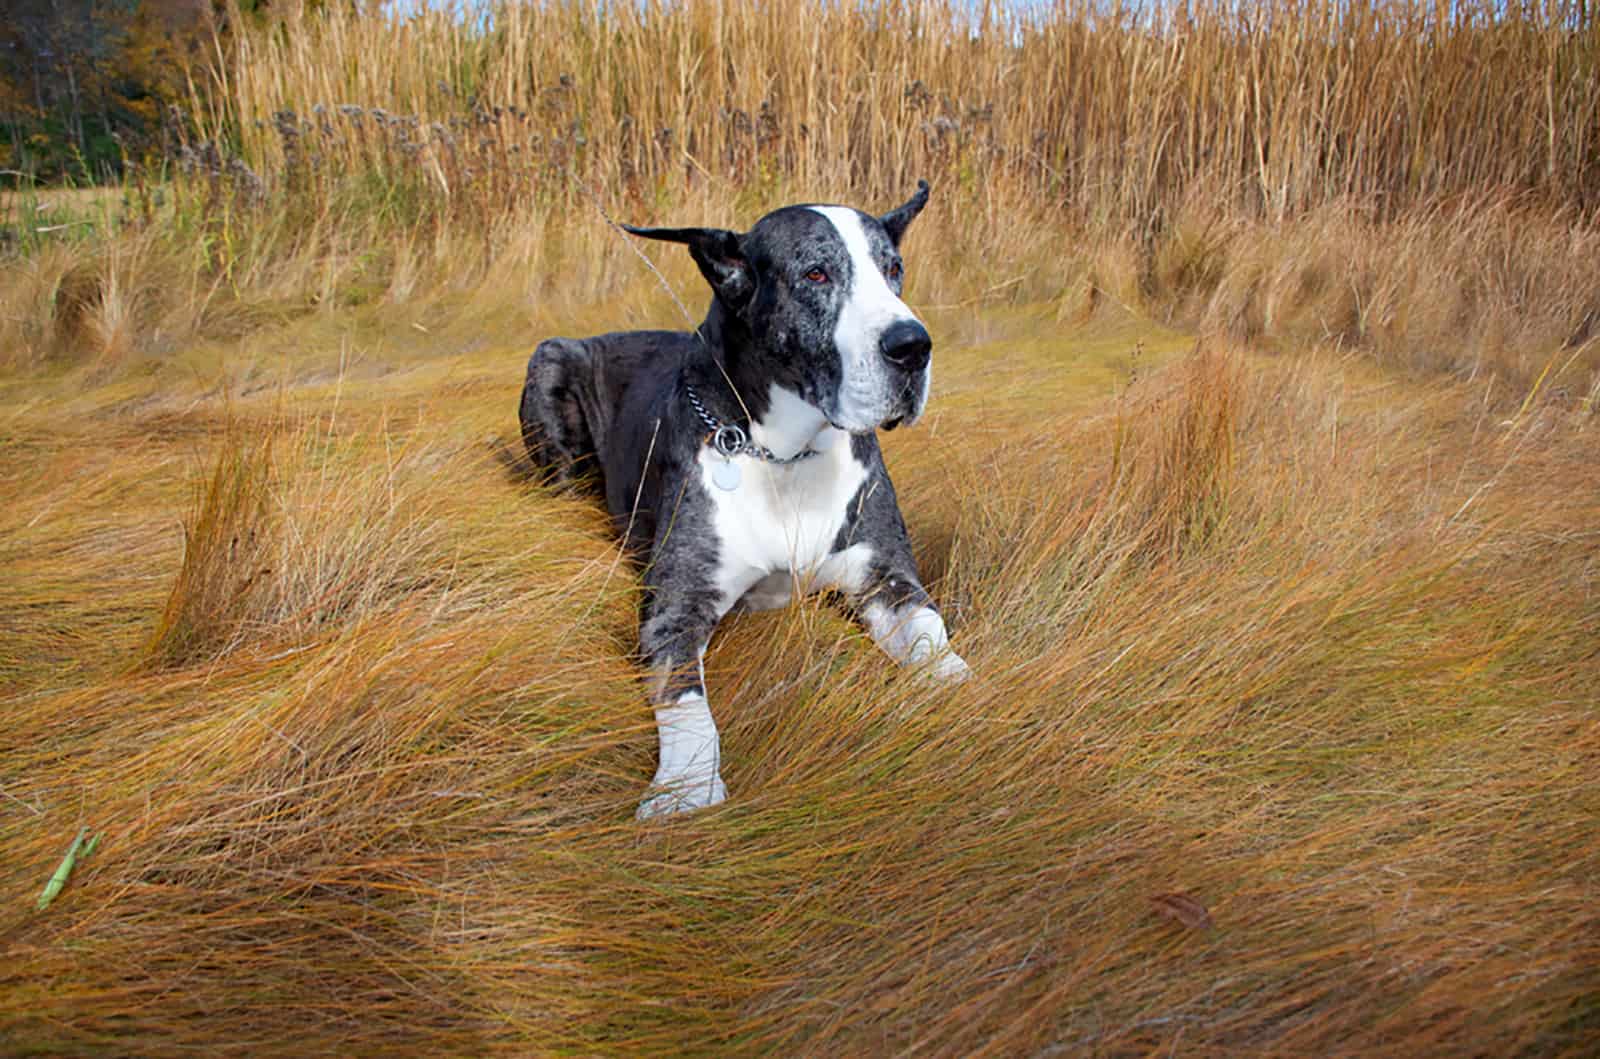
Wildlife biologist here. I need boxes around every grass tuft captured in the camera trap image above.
[142,425,278,668]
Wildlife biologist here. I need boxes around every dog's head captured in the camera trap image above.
[624,181,934,433]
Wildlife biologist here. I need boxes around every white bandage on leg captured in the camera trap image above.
[862,602,971,682]
[636,691,728,819]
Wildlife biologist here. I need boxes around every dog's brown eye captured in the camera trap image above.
[886,261,903,282]
[804,268,829,284]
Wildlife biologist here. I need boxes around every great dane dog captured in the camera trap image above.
[519,180,969,819]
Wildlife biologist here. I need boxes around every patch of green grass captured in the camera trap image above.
[0,185,123,255]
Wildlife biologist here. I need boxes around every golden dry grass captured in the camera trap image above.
[2,0,1599,1053]
[2,280,1596,1052]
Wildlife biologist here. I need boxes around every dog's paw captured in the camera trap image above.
[924,650,972,683]
[635,772,729,820]
[903,634,971,683]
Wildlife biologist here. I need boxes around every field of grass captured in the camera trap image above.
[2,0,1598,1053]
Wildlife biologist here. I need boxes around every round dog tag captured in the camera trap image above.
[712,459,741,491]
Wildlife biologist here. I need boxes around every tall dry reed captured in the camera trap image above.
[0,0,1559,398]
[204,0,1600,228]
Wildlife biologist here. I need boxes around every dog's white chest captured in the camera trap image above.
[697,439,868,600]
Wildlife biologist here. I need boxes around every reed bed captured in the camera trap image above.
[207,0,1600,224]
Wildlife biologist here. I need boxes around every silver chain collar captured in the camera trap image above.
[684,384,822,465]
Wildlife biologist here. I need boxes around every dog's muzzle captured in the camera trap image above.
[879,319,932,431]
[828,318,933,434]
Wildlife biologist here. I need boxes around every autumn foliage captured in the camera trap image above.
[0,0,225,182]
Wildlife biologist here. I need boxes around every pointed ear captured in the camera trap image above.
[621,224,754,308]
[879,179,931,247]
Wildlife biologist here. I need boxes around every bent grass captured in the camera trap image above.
[1,300,1595,1052]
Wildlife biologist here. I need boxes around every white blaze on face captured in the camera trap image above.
[809,206,922,432]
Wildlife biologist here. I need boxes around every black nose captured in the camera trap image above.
[879,319,931,372]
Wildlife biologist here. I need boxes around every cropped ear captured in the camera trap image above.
[621,224,754,309]
[879,179,931,247]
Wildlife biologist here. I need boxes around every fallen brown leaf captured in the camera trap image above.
[1150,892,1213,930]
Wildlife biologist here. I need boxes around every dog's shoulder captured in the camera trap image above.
[598,333,710,540]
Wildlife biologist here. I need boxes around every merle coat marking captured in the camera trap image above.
[519,182,969,818]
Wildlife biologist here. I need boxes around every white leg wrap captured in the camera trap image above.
[863,603,971,682]
[636,691,728,820]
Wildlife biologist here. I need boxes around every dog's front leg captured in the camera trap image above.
[854,570,971,683]
[635,569,733,820]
